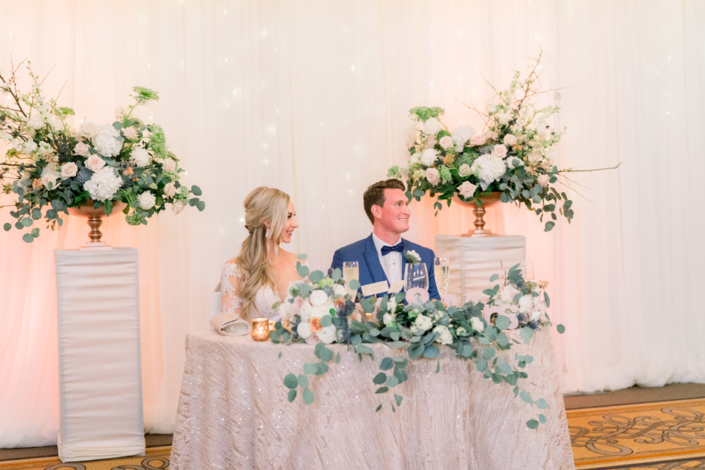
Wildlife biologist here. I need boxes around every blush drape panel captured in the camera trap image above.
[1,0,704,447]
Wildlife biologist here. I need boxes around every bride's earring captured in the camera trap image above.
[265,227,270,238]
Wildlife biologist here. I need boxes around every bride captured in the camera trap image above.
[220,186,303,321]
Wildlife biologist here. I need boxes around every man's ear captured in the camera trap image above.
[370,205,382,219]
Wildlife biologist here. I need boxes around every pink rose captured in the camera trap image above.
[122,127,139,140]
[61,162,78,179]
[84,155,106,172]
[74,142,91,157]
[172,200,186,215]
[458,181,477,199]
[492,144,507,158]
[292,297,304,314]
[503,134,517,146]
[439,136,454,150]
[425,168,440,186]
[469,134,486,147]
[162,158,176,172]
[488,131,499,140]
[164,182,177,197]
[537,174,550,187]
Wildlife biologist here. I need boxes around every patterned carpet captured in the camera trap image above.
[0,447,170,470]
[570,399,705,469]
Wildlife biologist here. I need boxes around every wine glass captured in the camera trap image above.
[434,257,450,296]
[405,262,429,292]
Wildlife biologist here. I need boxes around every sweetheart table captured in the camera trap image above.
[170,329,574,469]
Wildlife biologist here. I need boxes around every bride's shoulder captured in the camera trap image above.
[221,257,242,278]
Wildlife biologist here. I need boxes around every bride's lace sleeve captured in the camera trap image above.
[221,261,244,316]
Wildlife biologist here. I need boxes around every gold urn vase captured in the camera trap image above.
[452,192,503,237]
[67,200,127,250]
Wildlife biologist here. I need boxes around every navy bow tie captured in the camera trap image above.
[381,242,404,256]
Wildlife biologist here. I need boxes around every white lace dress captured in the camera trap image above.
[220,260,306,321]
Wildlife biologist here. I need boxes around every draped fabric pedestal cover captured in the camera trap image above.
[435,235,527,302]
[171,330,574,469]
[55,248,145,462]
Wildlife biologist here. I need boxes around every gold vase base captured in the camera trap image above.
[461,229,499,238]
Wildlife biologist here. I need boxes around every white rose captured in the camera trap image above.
[297,321,312,339]
[458,164,472,177]
[504,134,517,146]
[537,126,548,139]
[164,182,177,197]
[414,314,433,332]
[422,117,442,135]
[433,325,453,345]
[61,162,78,179]
[129,148,150,167]
[537,174,550,187]
[456,326,467,336]
[439,135,454,150]
[518,295,534,313]
[173,200,186,215]
[299,300,312,321]
[421,148,438,166]
[122,127,139,140]
[317,325,337,344]
[491,144,507,158]
[138,191,156,210]
[162,158,176,172]
[425,168,440,186]
[41,173,58,189]
[84,155,106,172]
[310,290,328,307]
[333,284,346,297]
[23,140,38,154]
[46,116,62,132]
[528,152,543,165]
[27,114,45,129]
[486,104,497,114]
[383,313,394,325]
[92,125,124,157]
[530,310,541,323]
[80,121,101,138]
[496,113,511,125]
[73,142,91,157]
[470,317,484,333]
[457,181,477,199]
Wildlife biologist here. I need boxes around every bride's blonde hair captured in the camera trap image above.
[236,186,290,321]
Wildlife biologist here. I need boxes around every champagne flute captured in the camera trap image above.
[434,257,450,296]
[343,261,359,287]
[405,263,429,292]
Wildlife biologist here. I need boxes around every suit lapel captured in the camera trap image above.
[363,235,388,285]
[400,238,408,284]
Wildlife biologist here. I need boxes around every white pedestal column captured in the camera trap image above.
[434,235,526,302]
[55,247,145,462]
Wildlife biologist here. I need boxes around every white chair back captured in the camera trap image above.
[209,282,222,321]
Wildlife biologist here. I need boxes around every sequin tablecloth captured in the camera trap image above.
[170,330,574,469]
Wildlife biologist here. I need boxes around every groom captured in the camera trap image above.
[331,179,440,300]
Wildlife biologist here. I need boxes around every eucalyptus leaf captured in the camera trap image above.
[520,327,534,344]
[536,399,548,409]
[320,315,333,328]
[520,391,533,404]
[284,374,298,390]
[375,386,389,394]
[373,373,387,384]
[386,375,399,387]
[22,233,34,243]
[557,324,565,334]
[394,394,403,406]
[526,419,539,429]
[287,390,297,402]
[423,344,440,359]
[303,362,318,374]
[303,388,315,405]
[539,414,547,424]
[495,315,510,331]
[380,357,394,370]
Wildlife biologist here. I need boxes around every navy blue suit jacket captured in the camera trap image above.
[330,234,440,300]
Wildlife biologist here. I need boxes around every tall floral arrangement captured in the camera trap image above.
[388,51,576,232]
[0,60,204,243]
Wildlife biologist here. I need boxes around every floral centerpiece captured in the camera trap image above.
[273,256,565,429]
[387,51,573,232]
[0,60,205,243]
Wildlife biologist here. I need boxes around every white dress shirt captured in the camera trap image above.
[372,233,402,284]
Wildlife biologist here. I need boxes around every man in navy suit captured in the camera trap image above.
[330,179,440,300]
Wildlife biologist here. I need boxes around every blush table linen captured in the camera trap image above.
[170,330,574,469]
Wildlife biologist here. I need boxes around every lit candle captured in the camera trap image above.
[251,318,270,341]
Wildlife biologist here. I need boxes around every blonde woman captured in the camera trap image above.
[220,187,303,322]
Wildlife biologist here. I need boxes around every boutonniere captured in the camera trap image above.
[404,250,421,265]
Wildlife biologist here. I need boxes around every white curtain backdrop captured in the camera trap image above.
[1,0,704,447]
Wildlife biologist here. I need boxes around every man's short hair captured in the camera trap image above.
[363,179,406,224]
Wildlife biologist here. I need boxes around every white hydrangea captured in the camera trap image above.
[421,148,439,166]
[84,167,123,201]
[129,148,150,167]
[451,125,476,150]
[22,140,38,154]
[470,317,484,333]
[518,295,534,313]
[422,117,442,135]
[92,125,124,157]
[138,191,156,210]
[433,325,453,345]
[383,313,395,325]
[470,154,506,188]
[27,114,45,130]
